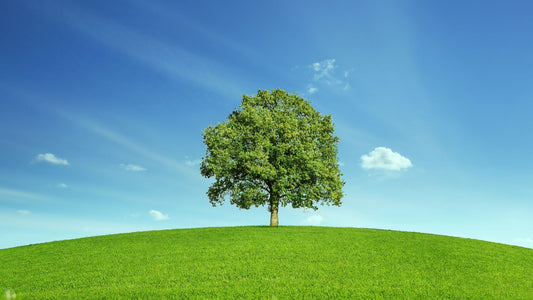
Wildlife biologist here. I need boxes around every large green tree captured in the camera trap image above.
[200,89,344,226]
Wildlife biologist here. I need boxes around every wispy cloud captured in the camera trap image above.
[185,157,202,167]
[120,164,147,172]
[3,86,194,177]
[17,210,31,215]
[312,59,336,82]
[58,115,195,176]
[149,210,169,221]
[307,86,318,95]
[57,183,68,188]
[129,0,259,68]
[29,2,244,99]
[0,187,58,204]
[361,147,413,171]
[301,58,351,95]
[34,153,70,166]
[1,187,45,201]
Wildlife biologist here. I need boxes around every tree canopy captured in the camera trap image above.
[200,89,344,226]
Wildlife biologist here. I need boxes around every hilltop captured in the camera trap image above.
[1,226,532,298]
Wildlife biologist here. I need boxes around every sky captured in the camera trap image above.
[1,0,533,250]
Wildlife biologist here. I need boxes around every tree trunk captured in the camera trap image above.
[270,207,279,227]
[268,185,279,227]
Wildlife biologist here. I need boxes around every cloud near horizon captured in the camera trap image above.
[304,214,323,226]
[120,164,146,171]
[149,210,169,221]
[512,237,533,249]
[34,153,70,166]
[361,147,413,171]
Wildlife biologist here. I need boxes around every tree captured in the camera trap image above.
[200,89,344,226]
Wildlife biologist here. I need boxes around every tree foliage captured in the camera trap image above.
[200,89,344,225]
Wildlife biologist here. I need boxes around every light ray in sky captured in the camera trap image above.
[28,1,248,100]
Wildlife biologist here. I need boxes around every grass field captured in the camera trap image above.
[1,226,532,299]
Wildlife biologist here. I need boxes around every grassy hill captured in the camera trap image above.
[1,226,532,299]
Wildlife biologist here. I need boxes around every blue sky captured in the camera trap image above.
[1,0,533,249]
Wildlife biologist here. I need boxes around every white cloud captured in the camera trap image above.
[57,183,68,188]
[307,86,318,95]
[149,210,169,221]
[120,163,146,172]
[305,59,350,93]
[311,58,336,82]
[185,159,202,167]
[304,214,323,226]
[35,153,70,166]
[17,210,31,215]
[361,147,413,171]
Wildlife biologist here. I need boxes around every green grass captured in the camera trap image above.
[1,226,532,299]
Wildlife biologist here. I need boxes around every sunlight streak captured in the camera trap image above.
[29,2,245,100]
